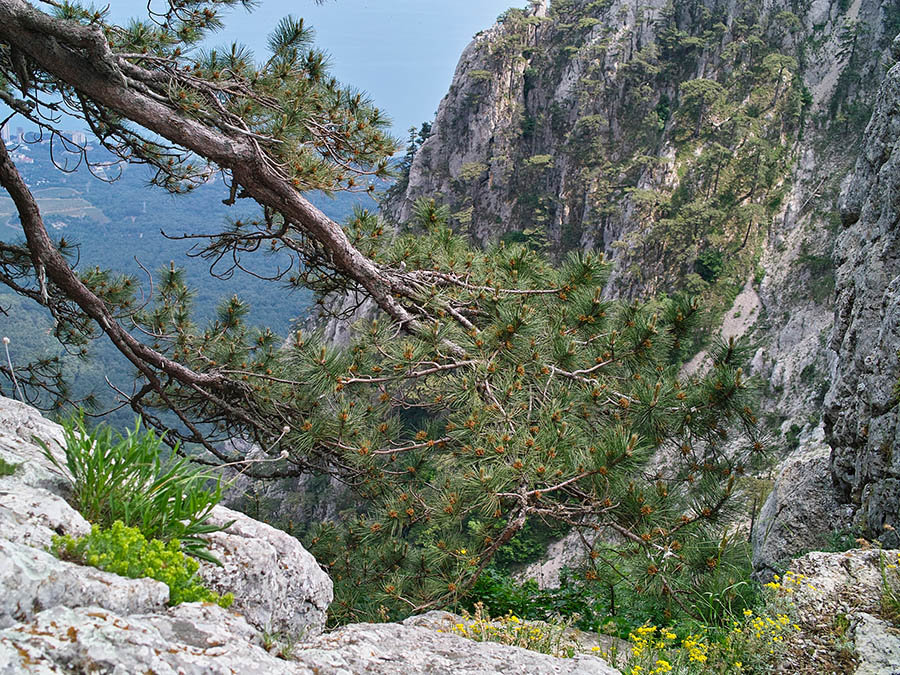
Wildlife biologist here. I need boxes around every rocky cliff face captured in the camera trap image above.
[827,36,900,547]
[754,33,900,570]
[386,0,892,289]
[385,0,897,454]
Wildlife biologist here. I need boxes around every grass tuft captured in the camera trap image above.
[37,413,229,562]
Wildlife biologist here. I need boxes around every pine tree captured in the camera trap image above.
[0,1,764,627]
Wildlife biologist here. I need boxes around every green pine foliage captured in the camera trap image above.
[53,521,233,607]
[153,200,766,626]
[114,200,763,626]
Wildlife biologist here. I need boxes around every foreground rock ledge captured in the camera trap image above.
[0,395,620,673]
[0,605,619,675]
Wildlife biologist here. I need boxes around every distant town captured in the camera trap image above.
[1,123,88,147]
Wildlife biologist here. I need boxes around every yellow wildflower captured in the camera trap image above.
[652,659,673,673]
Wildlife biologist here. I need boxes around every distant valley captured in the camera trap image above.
[0,139,388,423]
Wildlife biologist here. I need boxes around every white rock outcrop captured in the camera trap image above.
[198,504,332,637]
[0,604,621,675]
[853,612,900,675]
[780,548,900,674]
[0,539,169,630]
[297,622,619,674]
[0,604,303,675]
[0,395,333,639]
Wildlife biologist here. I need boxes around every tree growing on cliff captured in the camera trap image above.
[0,0,763,624]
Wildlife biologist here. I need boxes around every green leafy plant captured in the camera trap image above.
[53,521,233,607]
[469,567,610,632]
[38,414,228,562]
[471,541,758,638]
[0,456,18,476]
[609,603,799,674]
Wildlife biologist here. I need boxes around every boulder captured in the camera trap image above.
[775,549,900,674]
[0,539,168,630]
[0,394,333,639]
[752,428,851,577]
[0,604,621,675]
[0,604,304,675]
[297,621,619,674]
[786,548,891,620]
[0,482,90,550]
[197,505,332,638]
[403,610,629,668]
[0,395,71,494]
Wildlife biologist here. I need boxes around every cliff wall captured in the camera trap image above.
[827,37,900,546]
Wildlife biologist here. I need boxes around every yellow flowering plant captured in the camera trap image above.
[615,624,710,674]
[446,602,579,658]
[53,521,233,608]
[607,589,801,675]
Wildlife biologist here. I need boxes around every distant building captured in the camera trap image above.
[69,131,87,146]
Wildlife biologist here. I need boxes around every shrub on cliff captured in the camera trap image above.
[39,414,227,562]
[53,521,233,607]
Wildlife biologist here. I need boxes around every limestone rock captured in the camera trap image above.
[0,605,622,675]
[0,482,89,550]
[752,429,851,577]
[787,548,895,621]
[0,604,306,675]
[0,395,69,493]
[0,539,168,630]
[297,621,620,675]
[853,612,900,675]
[827,57,900,546]
[0,393,332,639]
[197,505,332,638]
[773,549,900,673]
[403,610,629,667]
[517,529,585,589]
